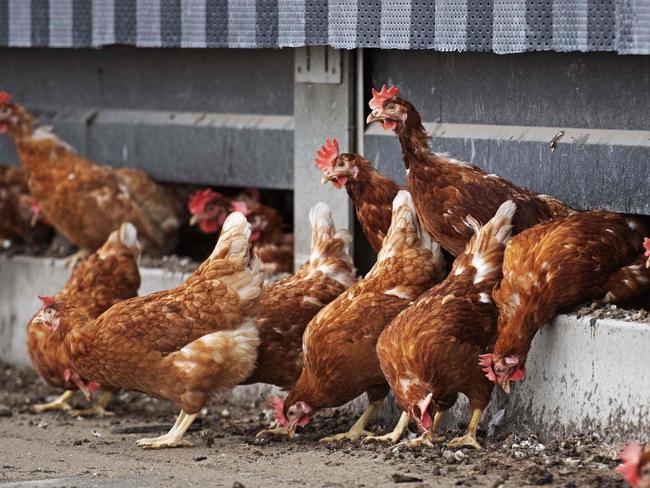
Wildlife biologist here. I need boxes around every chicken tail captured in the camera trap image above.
[463,200,516,281]
[97,222,141,260]
[377,190,443,264]
[167,320,260,393]
[203,211,264,306]
[307,202,355,288]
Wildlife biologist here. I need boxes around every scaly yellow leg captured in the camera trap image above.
[255,426,290,439]
[320,400,383,443]
[136,410,198,449]
[363,410,410,444]
[448,408,483,449]
[69,391,114,417]
[33,390,75,413]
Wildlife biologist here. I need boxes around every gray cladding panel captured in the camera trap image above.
[0,47,293,115]
[367,50,650,130]
[365,134,650,215]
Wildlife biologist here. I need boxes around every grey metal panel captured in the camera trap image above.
[367,50,650,130]
[0,47,294,114]
[365,132,650,215]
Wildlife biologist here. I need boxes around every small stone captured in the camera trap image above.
[535,444,546,452]
[37,421,48,429]
[533,472,553,485]
[391,473,422,483]
[513,451,525,459]
[454,450,467,462]
[220,409,231,418]
[232,482,245,488]
[442,450,456,463]
[91,430,102,438]
[431,467,442,476]
[564,458,580,468]
[72,439,83,446]
[193,456,207,462]
[0,405,12,417]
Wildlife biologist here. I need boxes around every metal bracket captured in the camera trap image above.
[295,47,342,84]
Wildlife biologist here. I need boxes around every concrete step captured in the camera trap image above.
[1,255,648,440]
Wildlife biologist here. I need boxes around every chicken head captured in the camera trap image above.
[479,353,526,394]
[188,189,229,234]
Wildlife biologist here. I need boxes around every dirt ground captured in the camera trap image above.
[0,363,629,488]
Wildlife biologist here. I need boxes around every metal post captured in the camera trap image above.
[293,47,355,267]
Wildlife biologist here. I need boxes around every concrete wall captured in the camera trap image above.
[2,256,648,440]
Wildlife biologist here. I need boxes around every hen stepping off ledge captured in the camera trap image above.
[31,212,264,449]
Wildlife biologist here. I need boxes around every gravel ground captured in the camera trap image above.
[0,363,629,488]
[572,301,650,323]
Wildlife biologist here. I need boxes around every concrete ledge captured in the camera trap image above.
[1,255,648,439]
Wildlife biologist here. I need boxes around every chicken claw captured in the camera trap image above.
[136,410,197,449]
[396,431,435,449]
[363,411,410,444]
[69,391,114,418]
[448,408,483,450]
[255,426,290,439]
[319,400,382,443]
[33,390,75,413]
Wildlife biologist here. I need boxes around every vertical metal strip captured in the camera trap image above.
[466,0,493,52]
[161,0,181,47]
[227,0,256,48]
[116,0,137,45]
[304,0,327,45]
[380,0,412,49]
[357,0,381,48]
[278,0,305,47]
[434,0,468,51]
[180,0,206,47]
[72,0,91,47]
[328,0,358,49]
[31,0,50,47]
[525,0,552,50]
[552,0,588,52]
[492,0,527,53]
[9,0,32,46]
[587,0,615,51]
[0,0,8,46]
[205,0,227,47]
[136,0,160,46]
[256,0,278,48]
[49,0,73,47]
[92,0,114,46]
[410,0,435,49]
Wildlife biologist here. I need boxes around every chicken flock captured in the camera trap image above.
[1,87,649,485]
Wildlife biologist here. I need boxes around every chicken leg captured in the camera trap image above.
[396,411,445,449]
[363,410,410,444]
[320,400,382,443]
[136,410,198,449]
[448,408,482,449]
[69,391,114,418]
[33,390,75,413]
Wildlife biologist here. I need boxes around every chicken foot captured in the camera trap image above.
[320,400,382,443]
[255,426,290,439]
[448,408,482,449]
[396,411,445,449]
[136,410,198,449]
[69,391,114,418]
[363,410,410,444]
[33,390,75,413]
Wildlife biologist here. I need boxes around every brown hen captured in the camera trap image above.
[482,211,650,394]
[0,164,51,243]
[374,200,516,449]
[366,85,573,256]
[242,202,355,389]
[267,191,446,442]
[314,138,402,252]
[32,212,263,449]
[27,223,141,416]
[617,442,650,488]
[0,92,181,260]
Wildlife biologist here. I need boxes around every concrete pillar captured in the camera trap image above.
[293,48,356,267]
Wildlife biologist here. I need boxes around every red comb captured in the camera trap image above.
[478,353,497,383]
[315,139,339,173]
[271,396,289,427]
[0,92,11,104]
[188,189,221,214]
[64,369,72,383]
[616,441,642,486]
[644,237,650,257]
[38,295,55,307]
[369,85,400,110]
[230,200,251,216]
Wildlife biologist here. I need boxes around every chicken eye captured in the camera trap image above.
[386,103,395,110]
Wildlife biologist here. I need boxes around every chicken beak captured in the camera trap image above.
[189,214,202,226]
[646,256,650,269]
[321,173,331,185]
[366,110,383,124]
[287,421,298,438]
[500,380,511,395]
